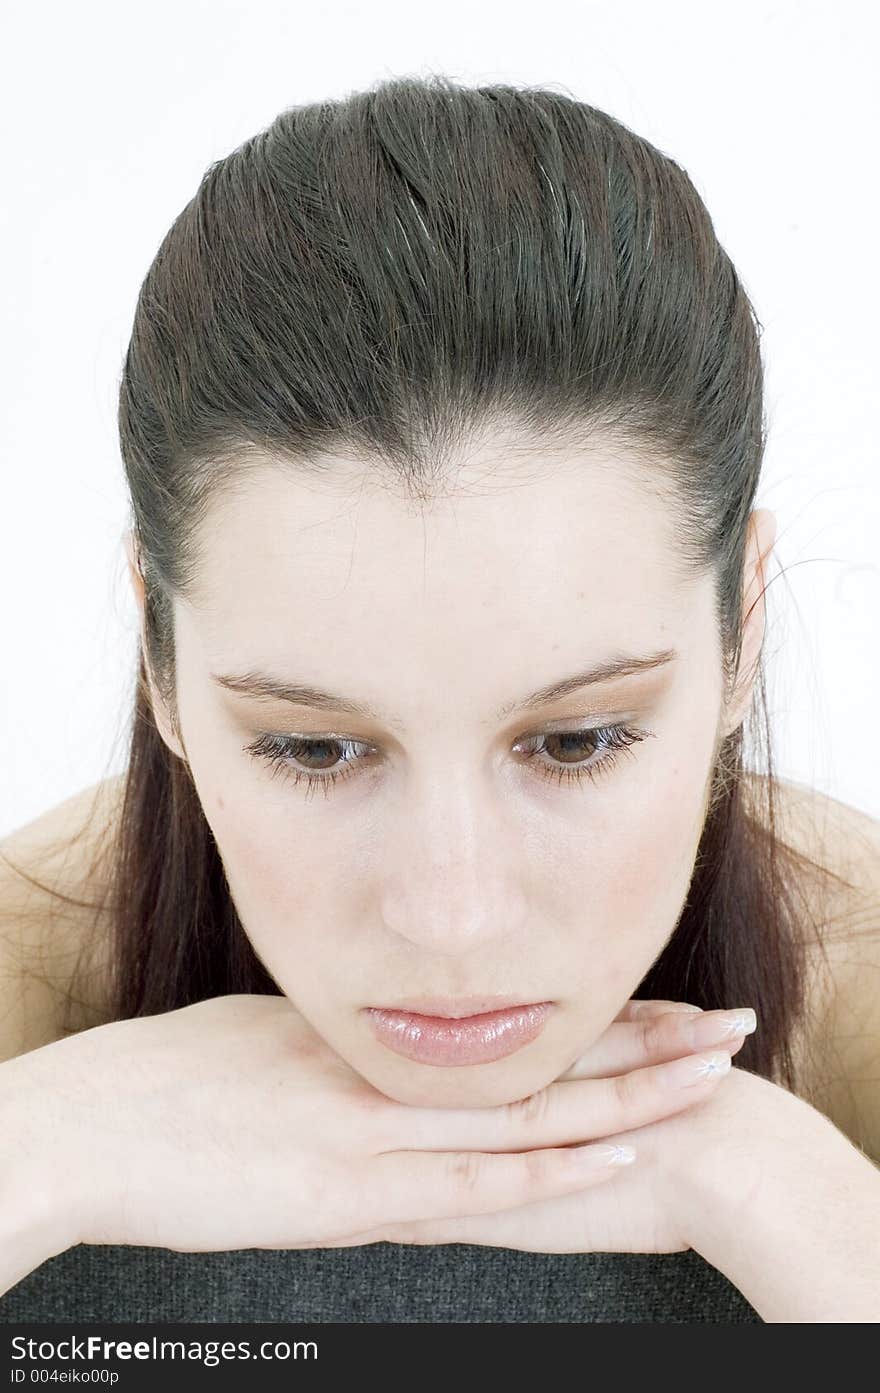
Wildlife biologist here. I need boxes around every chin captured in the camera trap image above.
[359,1046,562,1111]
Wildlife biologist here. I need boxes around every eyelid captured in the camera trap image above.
[534,710,641,734]
[272,709,643,745]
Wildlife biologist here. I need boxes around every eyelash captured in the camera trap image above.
[243,722,654,801]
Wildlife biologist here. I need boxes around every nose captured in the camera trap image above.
[377,772,529,953]
[380,862,529,954]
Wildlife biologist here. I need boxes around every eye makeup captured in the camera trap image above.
[243,720,656,801]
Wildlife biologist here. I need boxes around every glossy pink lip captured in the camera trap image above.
[364,1002,554,1066]
[374,995,542,1019]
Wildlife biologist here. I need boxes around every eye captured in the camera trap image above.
[244,733,372,800]
[512,723,653,788]
[244,722,655,800]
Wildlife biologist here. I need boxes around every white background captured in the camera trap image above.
[1,0,877,836]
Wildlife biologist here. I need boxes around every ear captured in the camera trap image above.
[721,508,778,735]
[124,529,188,765]
[124,528,145,609]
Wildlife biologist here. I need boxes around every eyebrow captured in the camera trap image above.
[210,647,678,727]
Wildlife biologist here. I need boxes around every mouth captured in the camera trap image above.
[362,1000,555,1066]
[369,995,550,1020]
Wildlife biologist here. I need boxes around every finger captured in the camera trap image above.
[615,998,704,1022]
[385,1044,741,1157]
[381,1209,527,1249]
[381,1203,559,1248]
[375,1175,638,1251]
[508,1049,744,1154]
[554,998,704,1079]
[556,1007,752,1081]
[367,1136,636,1228]
[327,1216,499,1250]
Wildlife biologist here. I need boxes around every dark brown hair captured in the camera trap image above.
[8,74,855,1093]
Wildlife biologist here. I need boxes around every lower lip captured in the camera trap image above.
[364,1003,554,1066]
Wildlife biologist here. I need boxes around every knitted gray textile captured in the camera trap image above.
[0,1243,761,1323]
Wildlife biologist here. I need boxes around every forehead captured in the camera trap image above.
[180,440,711,697]
[194,440,686,594]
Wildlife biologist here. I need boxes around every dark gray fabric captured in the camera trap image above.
[0,1243,761,1323]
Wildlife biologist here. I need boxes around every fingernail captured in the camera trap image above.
[684,1008,757,1049]
[659,1050,732,1088]
[571,1142,637,1167]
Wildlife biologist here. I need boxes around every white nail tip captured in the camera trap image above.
[695,1051,732,1078]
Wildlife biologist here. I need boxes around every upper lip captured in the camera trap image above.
[367,996,550,1020]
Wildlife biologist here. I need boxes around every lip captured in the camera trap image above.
[363,1001,554,1066]
[372,995,545,1020]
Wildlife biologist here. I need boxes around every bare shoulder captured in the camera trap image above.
[744,771,880,1160]
[0,775,123,1059]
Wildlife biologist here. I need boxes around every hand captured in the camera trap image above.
[7,993,742,1257]
[348,996,760,1255]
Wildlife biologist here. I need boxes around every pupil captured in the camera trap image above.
[545,732,596,764]
[299,740,339,769]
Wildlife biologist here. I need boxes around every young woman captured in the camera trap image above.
[1,74,877,1325]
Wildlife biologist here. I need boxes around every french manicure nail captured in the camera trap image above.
[685,1008,757,1049]
[660,1050,732,1088]
[572,1142,638,1167]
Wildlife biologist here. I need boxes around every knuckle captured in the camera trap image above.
[639,1013,668,1056]
[506,1085,552,1131]
[611,1066,641,1113]
[447,1149,484,1193]
[522,1146,553,1187]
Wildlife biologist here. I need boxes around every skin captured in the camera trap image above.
[126,436,777,1112]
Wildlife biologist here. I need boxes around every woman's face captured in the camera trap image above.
[137,442,767,1109]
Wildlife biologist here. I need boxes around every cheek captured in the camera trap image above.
[543,759,712,1003]
[201,788,352,963]
[608,775,707,926]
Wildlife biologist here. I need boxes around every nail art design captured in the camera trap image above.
[693,1052,732,1079]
